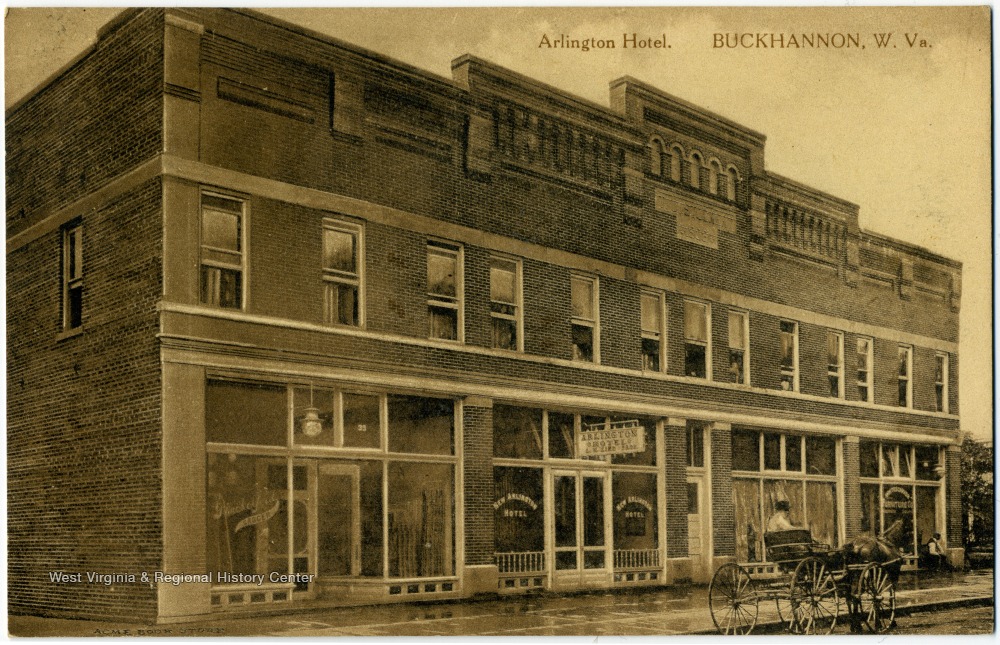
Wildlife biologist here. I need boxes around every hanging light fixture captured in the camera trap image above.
[301,383,323,437]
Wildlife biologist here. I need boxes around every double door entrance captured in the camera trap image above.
[552,469,612,588]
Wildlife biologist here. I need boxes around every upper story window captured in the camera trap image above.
[669,145,683,182]
[779,320,798,391]
[728,310,748,384]
[689,152,703,189]
[856,337,873,403]
[648,138,664,176]
[61,222,83,330]
[827,331,844,398]
[490,256,522,351]
[728,167,741,202]
[640,290,665,372]
[571,275,599,363]
[322,220,363,327]
[427,241,463,342]
[898,345,912,408]
[935,353,949,413]
[200,194,245,309]
[684,300,710,379]
[708,160,722,195]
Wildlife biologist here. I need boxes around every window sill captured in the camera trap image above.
[55,327,83,342]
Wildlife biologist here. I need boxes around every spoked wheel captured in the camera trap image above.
[775,591,803,634]
[855,563,896,633]
[789,557,841,634]
[709,563,759,634]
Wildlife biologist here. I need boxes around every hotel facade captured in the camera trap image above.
[7,8,963,622]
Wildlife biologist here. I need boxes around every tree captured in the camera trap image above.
[959,434,994,551]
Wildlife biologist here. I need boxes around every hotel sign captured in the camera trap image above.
[578,419,646,456]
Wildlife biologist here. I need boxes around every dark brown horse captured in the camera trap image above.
[843,519,904,632]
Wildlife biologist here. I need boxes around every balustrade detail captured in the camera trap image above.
[765,200,847,264]
[493,101,622,192]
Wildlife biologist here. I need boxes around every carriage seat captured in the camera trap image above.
[764,529,816,565]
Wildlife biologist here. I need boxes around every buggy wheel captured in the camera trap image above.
[709,563,759,635]
[855,563,896,633]
[775,590,805,634]
[789,557,840,634]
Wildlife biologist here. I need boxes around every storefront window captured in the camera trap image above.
[859,441,943,557]
[611,415,657,466]
[733,479,761,562]
[207,380,458,589]
[612,472,658,550]
[207,380,287,445]
[733,431,841,561]
[388,462,454,577]
[493,405,543,459]
[915,446,942,480]
[861,483,881,535]
[732,429,759,471]
[292,386,336,447]
[206,453,291,578]
[860,440,879,477]
[387,395,454,455]
[343,393,380,449]
[548,412,575,459]
[806,436,836,475]
[494,467,544,554]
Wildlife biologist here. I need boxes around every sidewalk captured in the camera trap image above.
[9,569,994,637]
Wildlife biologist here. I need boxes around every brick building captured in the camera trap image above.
[7,8,963,623]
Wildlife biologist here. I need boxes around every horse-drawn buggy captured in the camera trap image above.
[708,528,901,635]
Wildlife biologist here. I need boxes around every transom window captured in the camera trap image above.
[779,320,798,391]
[827,331,844,398]
[427,241,463,342]
[683,300,710,379]
[856,337,873,403]
[571,275,599,363]
[728,310,748,384]
[61,222,83,330]
[322,220,363,327]
[200,194,245,309]
[490,256,522,351]
[640,290,665,372]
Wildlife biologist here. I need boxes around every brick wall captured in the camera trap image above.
[711,426,735,557]
[843,440,862,540]
[8,179,164,620]
[663,423,688,558]
[945,447,963,547]
[599,277,641,371]
[463,403,495,566]
[6,9,163,237]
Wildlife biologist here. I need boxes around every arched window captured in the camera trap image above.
[727,167,739,201]
[648,138,664,176]
[690,153,703,189]
[670,145,683,182]
[708,160,722,195]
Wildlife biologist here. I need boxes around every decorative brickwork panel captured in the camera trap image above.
[711,427,735,557]
[6,10,164,237]
[664,423,688,558]
[843,440,862,540]
[463,404,495,566]
[8,180,164,620]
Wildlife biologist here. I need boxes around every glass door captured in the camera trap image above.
[315,462,361,577]
[552,470,610,588]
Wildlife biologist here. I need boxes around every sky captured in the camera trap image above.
[4,6,993,440]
